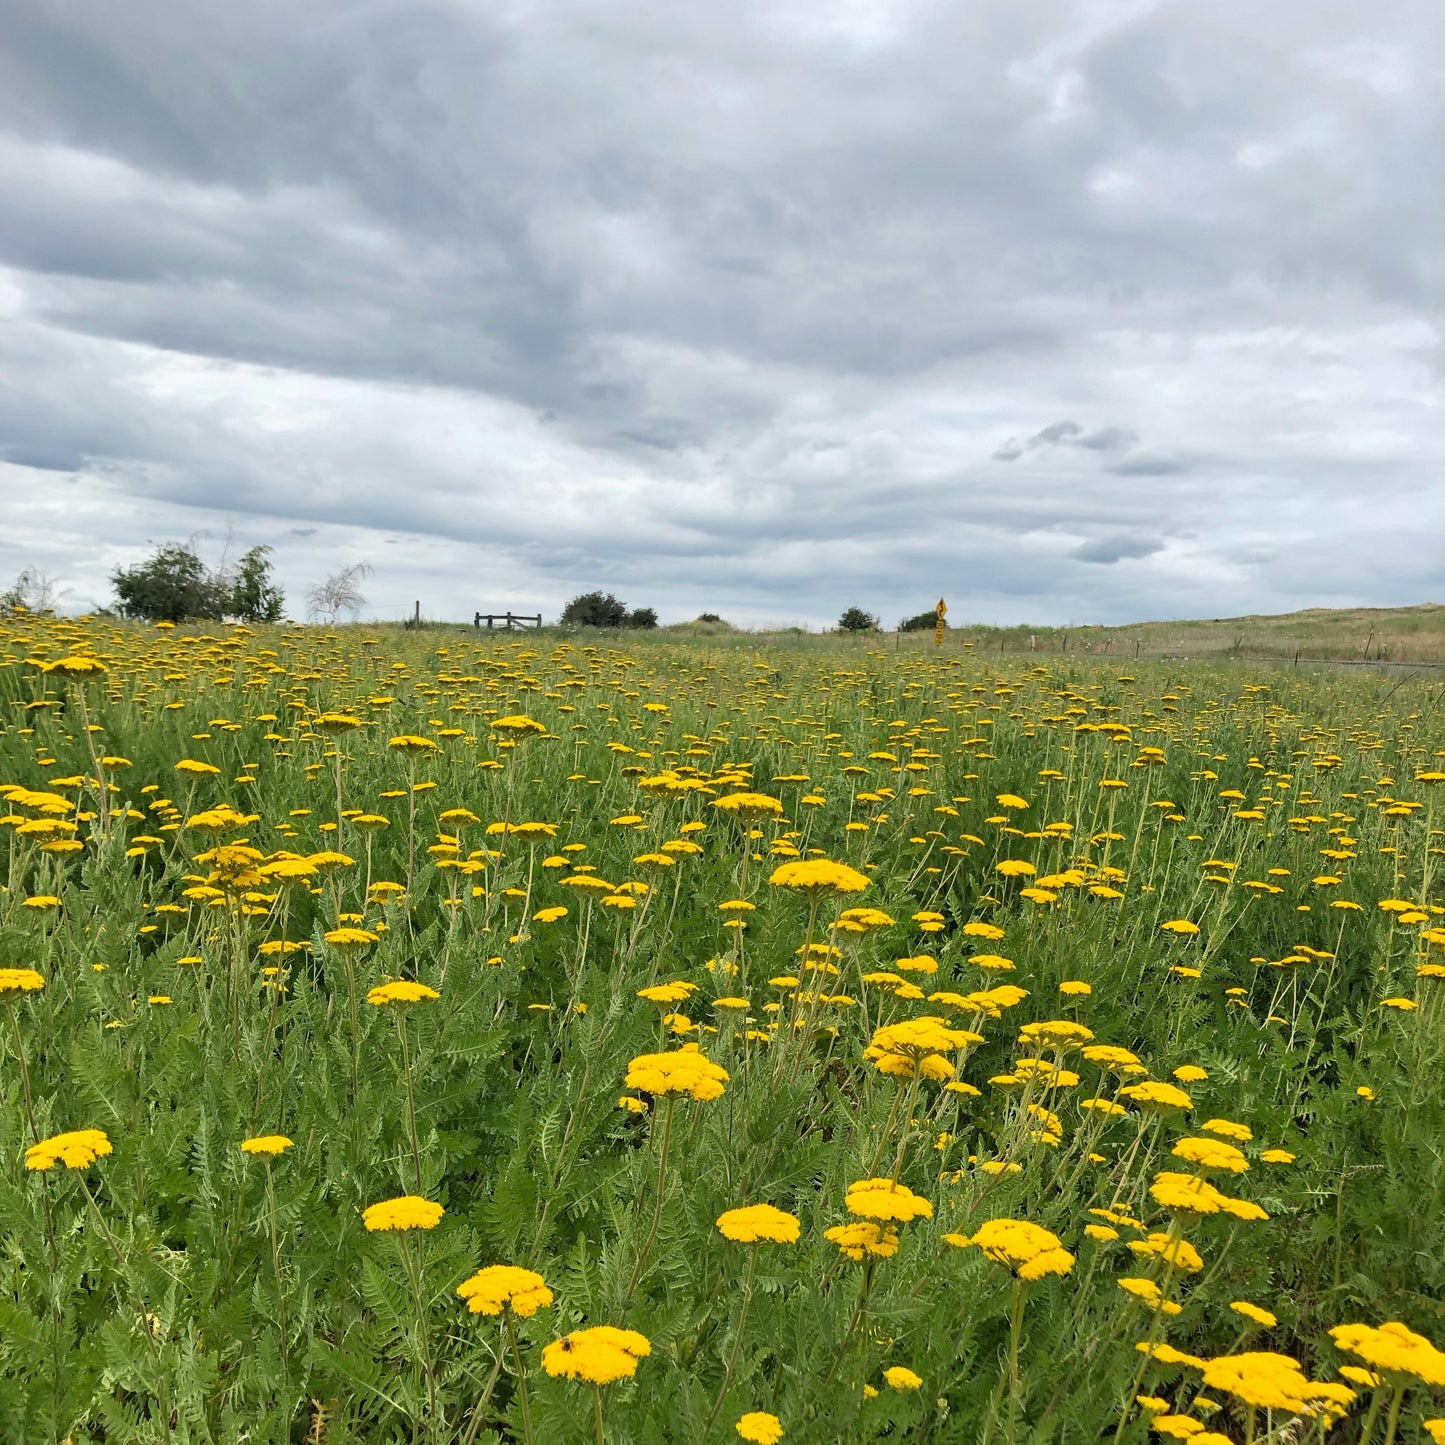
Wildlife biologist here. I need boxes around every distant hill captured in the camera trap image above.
[940,604,1445,665]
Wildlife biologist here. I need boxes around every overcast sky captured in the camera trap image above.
[1,0,1442,628]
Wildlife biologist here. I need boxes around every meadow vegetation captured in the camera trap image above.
[3,614,1445,1443]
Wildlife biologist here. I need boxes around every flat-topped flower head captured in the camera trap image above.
[362,1195,444,1232]
[1329,1321,1445,1385]
[951,1218,1075,1279]
[1172,1137,1250,1175]
[864,1016,981,1080]
[626,1047,729,1100]
[1129,1231,1203,1274]
[713,792,785,820]
[845,1178,933,1223]
[768,859,870,897]
[638,981,699,1006]
[717,1203,801,1244]
[736,1412,784,1444]
[42,655,108,680]
[0,968,45,997]
[457,1264,554,1317]
[825,1220,899,1260]
[368,980,441,1006]
[27,1128,112,1171]
[325,927,378,951]
[1018,1019,1095,1051]
[1199,1353,1315,1412]
[313,712,364,733]
[388,735,441,755]
[241,1135,294,1157]
[491,715,546,737]
[1120,1081,1194,1112]
[542,1325,651,1384]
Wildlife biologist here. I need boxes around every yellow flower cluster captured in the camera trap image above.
[716,1204,802,1244]
[26,1128,113,1171]
[367,980,441,1006]
[362,1195,445,1232]
[1150,1171,1269,1221]
[625,1047,730,1100]
[767,859,871,896]
[844,1178,933,1223]
[863,1015,980,1079]
[1329,1321,1445,1385]
[949,1218,1075,1280]
[541,1325,652,1384]
[1201,1352,1356,1418]
[456,1264,554,1317]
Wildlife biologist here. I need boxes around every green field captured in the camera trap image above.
[2,613,1444,1444]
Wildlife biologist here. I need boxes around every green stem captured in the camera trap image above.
[504,1309,534,1445]
[627,1094,676,1296]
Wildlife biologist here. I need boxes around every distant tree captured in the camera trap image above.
[696,612,722,623]
[625,607,658,630]
[838,607,879,632]
[0,567,65,615]
[223,545,285,623]
[898,610,937,633]
[561,591,629,628]
[305,562,371,624]
[112,543,220,622]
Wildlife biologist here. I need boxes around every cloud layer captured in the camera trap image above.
[1,0,1442,625]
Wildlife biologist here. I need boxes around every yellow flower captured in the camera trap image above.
[717,1204,801,1244]
[1199,1353,1316,1411]
[951,1218,1075,1279]
[368,980,441,1006]
[491,715,546,736]
[241,1135,294,1157]
[863,1016,980,1079]
[362,1195,445,1232]
[1151,1415,1205,1438]
[388,735,441,755]
[825,1221,899,1259]
[324,927,379,950]
[1172,1137,1249,1175]
[712,792,785,819]
[457,1264,554,1316]
[1230,1301,1277,1329]
[1120,1081,1194,1112]
[1161,919,1200,935]
[0,968,46,996]
[1128,1232,1203,1274]
[42,655,108,680]
[884,1366,923,1390]
[542,1325,651,1384]
[625,1048,729,1100]
[995,860,1037,878]
[1329,1321,1445,1385]
[768,859,870,896]
[736,1411,784,1444]
[26,1128,113,1171]
[844,1178,933,1223]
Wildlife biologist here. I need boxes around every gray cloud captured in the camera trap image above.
[0,0,1442,626]
[1073,533,1167,565]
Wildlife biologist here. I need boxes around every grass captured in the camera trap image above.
[0,614,1443,1443]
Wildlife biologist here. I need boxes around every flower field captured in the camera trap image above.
[3,615,1445,1444]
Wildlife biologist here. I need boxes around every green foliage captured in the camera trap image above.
[110,542,284,623]
[560,591,657,628]
[838,607,878,632]
[898,610,937,632]
[112,543,217,622]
